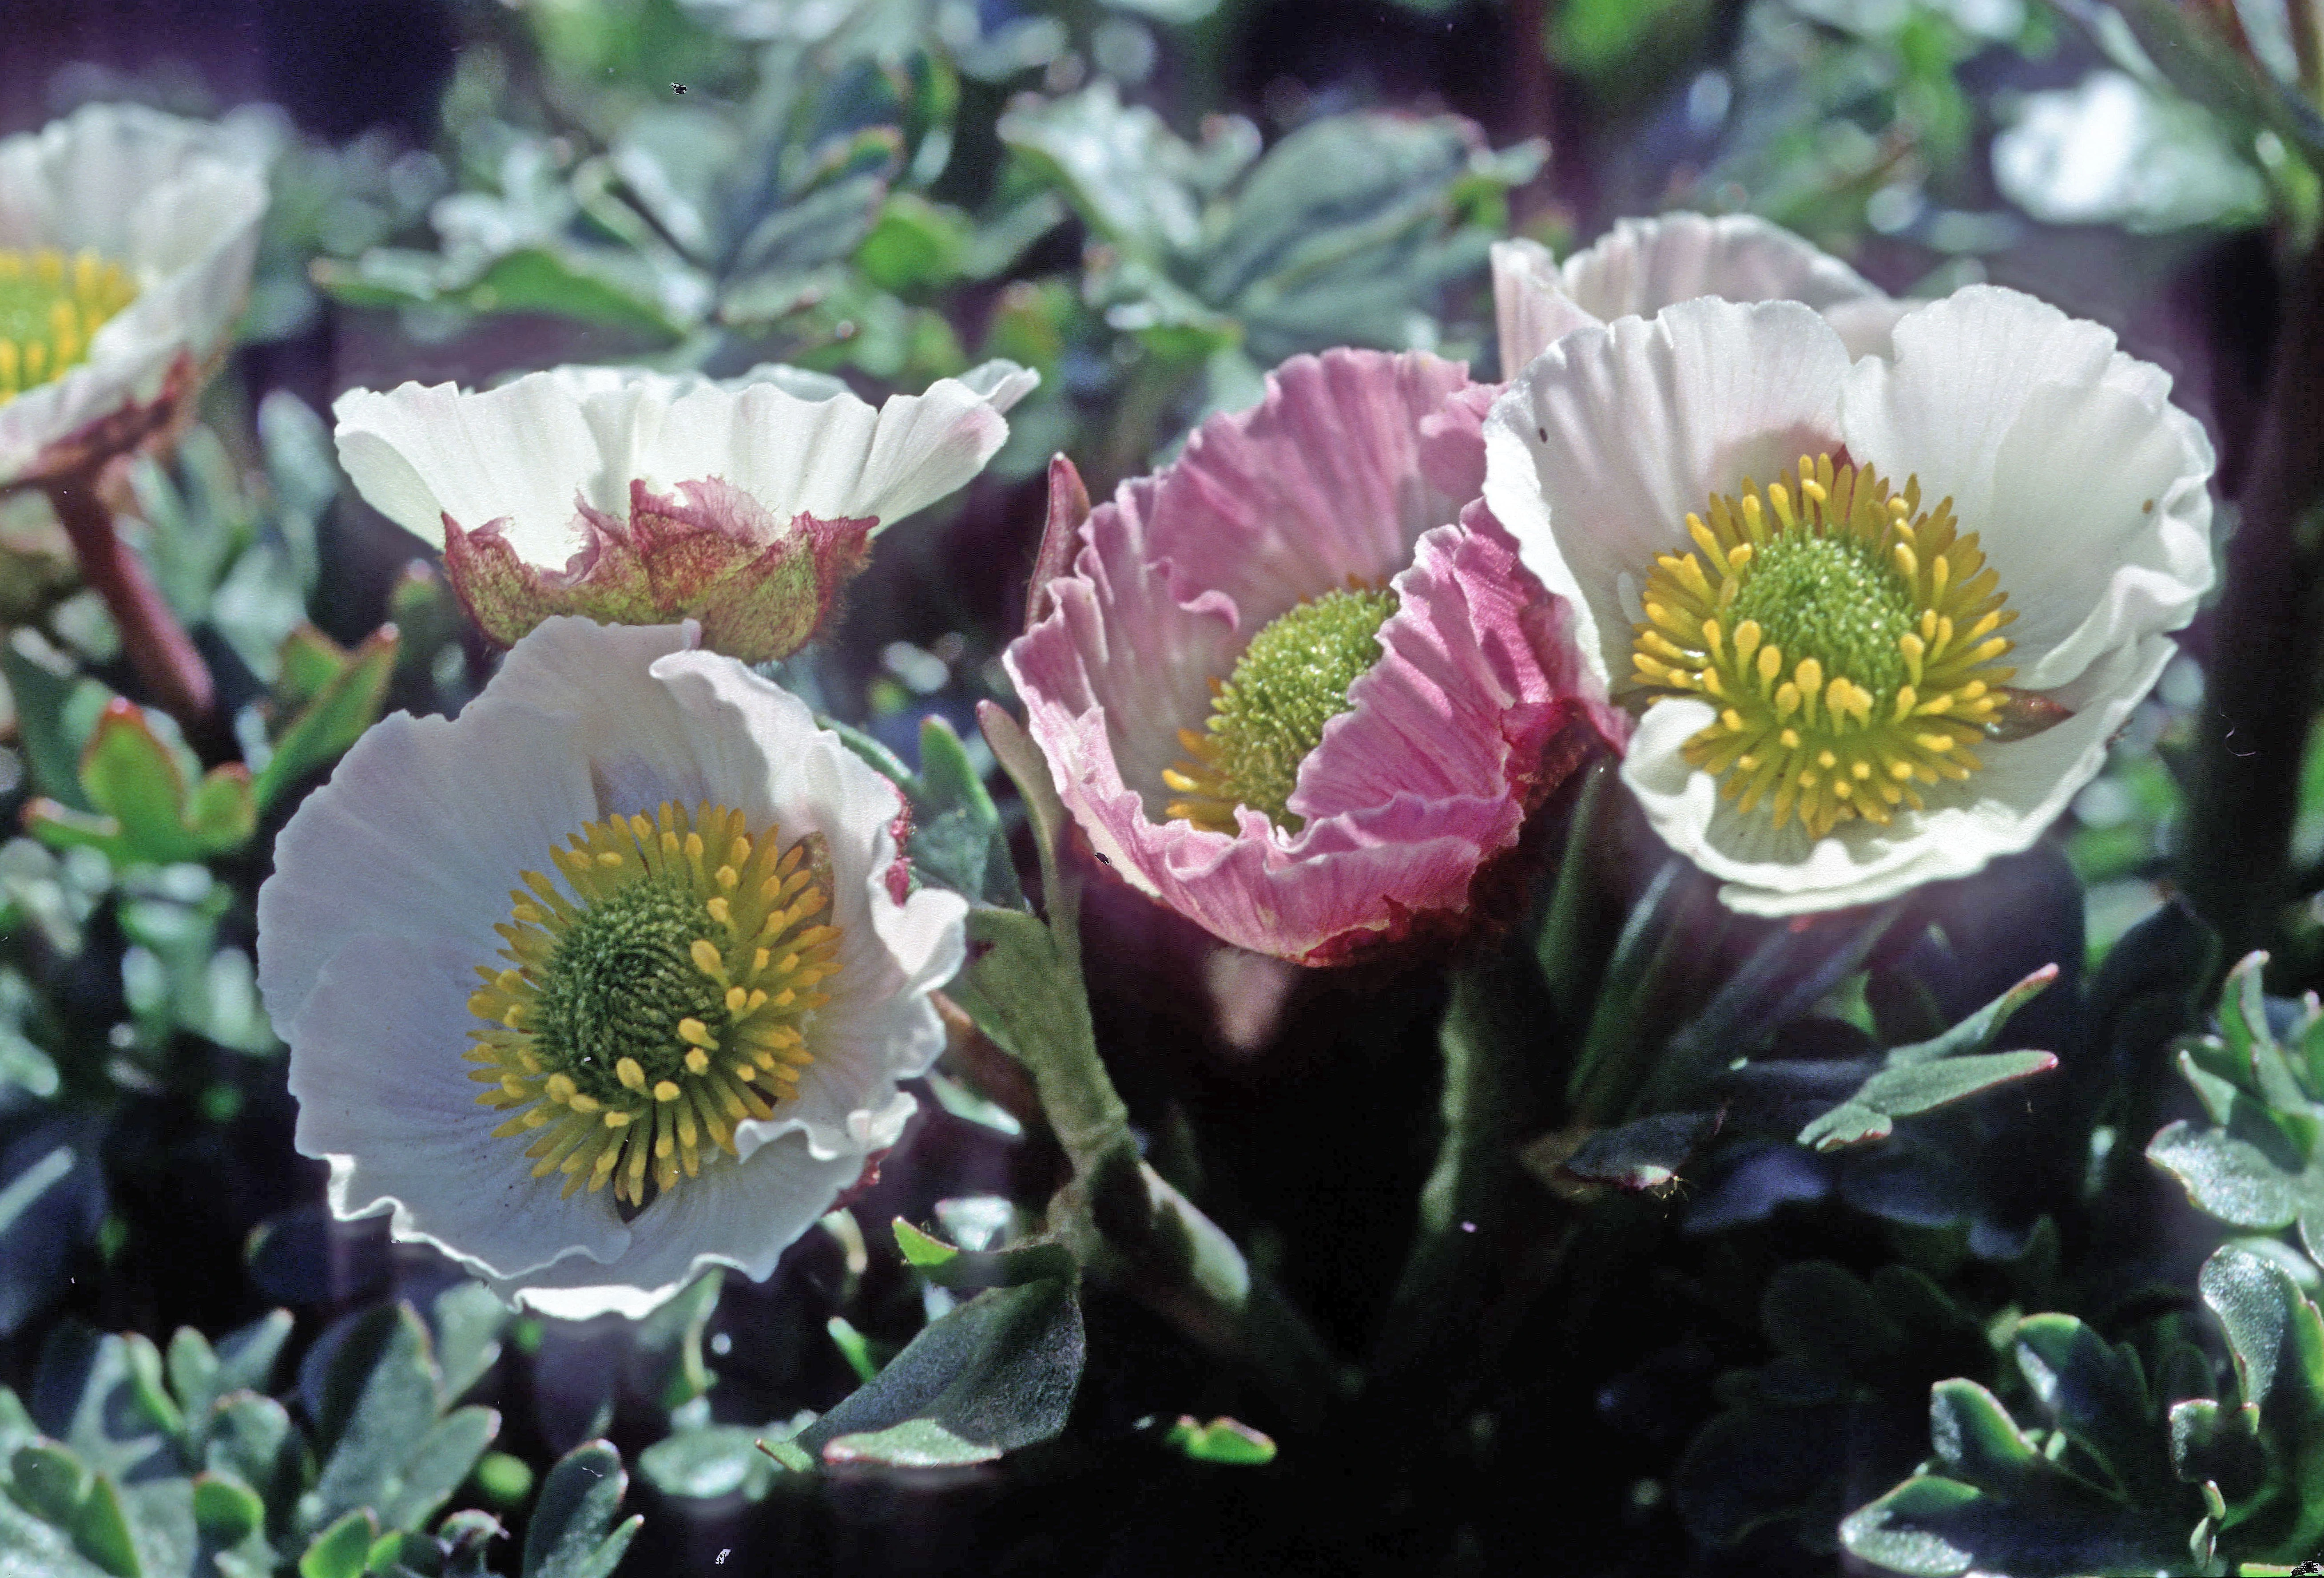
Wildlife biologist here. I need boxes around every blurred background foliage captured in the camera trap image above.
[4,0,2324,1573]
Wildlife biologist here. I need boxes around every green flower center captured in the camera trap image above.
[1627,453,2020,840]
[1726,530,1916,701]
[531,879,732,1105]
[466,801,842,1210]
[0,249,137,400]
[1164,586,1398,833]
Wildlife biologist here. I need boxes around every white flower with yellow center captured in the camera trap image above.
[257,619,966,1318]
[0,103,267,482]
[1484,285,2214,915]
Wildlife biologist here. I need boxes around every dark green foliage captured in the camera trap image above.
[2149,952,2324,1271]
[1841,1245,2324,1575]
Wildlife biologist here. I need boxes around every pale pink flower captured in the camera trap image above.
[1007,349,1618,965]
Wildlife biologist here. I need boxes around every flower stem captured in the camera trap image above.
[2182,236,2324,961]
[971,702,1338,1423]
[42,469,219,748]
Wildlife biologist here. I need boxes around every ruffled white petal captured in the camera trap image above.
[1482,297,1852,690]
[290,934,631,1283]
[1624,637,2176,915]
[332,360,1038,565]
[0,104,267,482]
[261,617,967,1318]
[1493,215,1903,373]
[495,1128,863,1320]
[1839,285,2213,690]
[255,702,600,1035]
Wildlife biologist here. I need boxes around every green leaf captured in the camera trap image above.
[522,1442,641,1578]
[638,1423,792,1502]
[252,626,400,813]
[189,1471,262,1546]
[1,631,113,811]
[2155,952,2324,1275]
[891,1219,1076,1290]
[2148,1121,2302,1228]
[998,80,1248,258]
[1797,967,2062,1151]
[1159,1415,1276,1466]
[907,716,1024,910]
[29,700,257,864]
[427,1285,508,1408]
[302,1304,494,1537]
[1557,1111,1720,1191]
[794,1280,1083,1467]
[299,1508,377,1578]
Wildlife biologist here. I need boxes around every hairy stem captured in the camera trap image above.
[44,472,219,746]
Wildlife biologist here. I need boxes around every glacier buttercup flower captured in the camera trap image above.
[333,359,1038,661]
[1009,348,1618,965]
[0,103,268,484]
[1484,286,2213,915]
[257,618,966,1318]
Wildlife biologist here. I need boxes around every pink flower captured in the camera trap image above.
[1006,349,1620,965]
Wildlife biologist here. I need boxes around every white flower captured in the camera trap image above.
[1483,285,2213,915]
[256,618,968,1319]
[1492,214,1905,376]
[0,103,269,482]
[330,358,1039,660]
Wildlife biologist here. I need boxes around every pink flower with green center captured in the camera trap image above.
[1007,348,1621,966]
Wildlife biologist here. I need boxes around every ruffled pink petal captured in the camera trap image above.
[1143,348,1475,628]
[1012,490,1610,963]
[1418,382,1497,504]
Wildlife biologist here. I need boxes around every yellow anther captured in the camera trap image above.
[690,940,724,977]
[684,1047,711,1075]
[654,1080,683,1102]
[617,1058,648,1091]
[678,1018,718,1050]
[707,896,731,926]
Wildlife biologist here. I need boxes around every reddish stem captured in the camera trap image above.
[42,470,218,745]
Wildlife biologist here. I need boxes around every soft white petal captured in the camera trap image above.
[1838,286,2127,535]
[499,1127,865,1320]
[332,376,612,559]
[333,360,1035,561]
[1562,214,1890,323]
[1491,237,1602,373]
[1839,288,2213,692]
[1482,297,1851,690]
[1492,214,1904,370]
[255,700,598,1035]
[290,934,631,1282]
[640,365,1033,532]
[1626,638,2177,916]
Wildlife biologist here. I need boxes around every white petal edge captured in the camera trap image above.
[332,361,1037,565]
[1839,285,2213,691]
[1623,636,2178,916]
[1492,215,1903,375]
